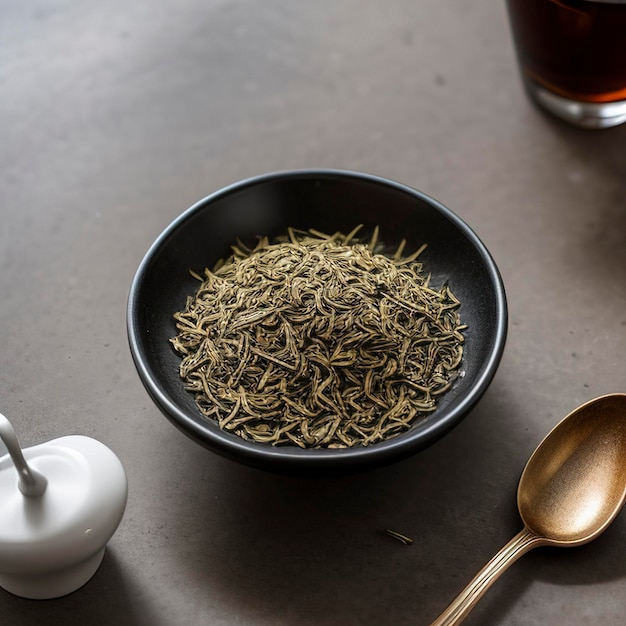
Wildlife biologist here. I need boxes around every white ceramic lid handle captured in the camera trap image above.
[0,413,48,497]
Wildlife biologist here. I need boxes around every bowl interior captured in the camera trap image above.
[128,171,507,473]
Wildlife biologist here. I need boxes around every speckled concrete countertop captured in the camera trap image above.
[1,1,625,624]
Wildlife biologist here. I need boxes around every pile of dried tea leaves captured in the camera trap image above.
[171,227,466,448]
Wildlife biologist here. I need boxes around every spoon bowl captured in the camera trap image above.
[519,393,626,545]
[431,393,626,626]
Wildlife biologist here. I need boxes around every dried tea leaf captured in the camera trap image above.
[171,228,465,448]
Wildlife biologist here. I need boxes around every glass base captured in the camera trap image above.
[524,79,626,130]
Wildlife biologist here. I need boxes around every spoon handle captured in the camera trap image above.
[430,527,545,626]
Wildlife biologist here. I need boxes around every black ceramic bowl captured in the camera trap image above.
[127,170,507,475]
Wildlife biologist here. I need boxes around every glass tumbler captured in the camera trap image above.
[505,0,626,129]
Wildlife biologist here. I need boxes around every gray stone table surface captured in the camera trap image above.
[1,1,625,625]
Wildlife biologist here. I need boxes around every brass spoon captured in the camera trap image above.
[431,393,626,626]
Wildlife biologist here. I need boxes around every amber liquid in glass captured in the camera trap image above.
[506,0,626,103]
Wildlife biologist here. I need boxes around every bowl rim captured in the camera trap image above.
[127,168,508,472]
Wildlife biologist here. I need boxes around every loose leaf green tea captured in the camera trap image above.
[386,529,414,545]
[171,227,466,448]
